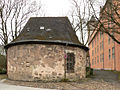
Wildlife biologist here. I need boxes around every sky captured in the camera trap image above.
[0,0,106,44]
[40,0,72,17]
[38,0,106,44]
[38,0,106,17]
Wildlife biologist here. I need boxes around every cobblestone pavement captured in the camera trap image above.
[3,79,120,90]
[1,70,120,90]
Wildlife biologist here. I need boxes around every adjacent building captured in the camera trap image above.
[89,0,120,71]
[87,15,98,38]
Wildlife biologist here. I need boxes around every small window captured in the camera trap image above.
[46,28,52,31]
[97,45,99,52]
[97,56,99,63]
[27,27,30,32]
[92,59,94,65]
[95,57,96,64]
[95,48,96,54]
[102,41,104,50]
[109,49,111,60]
[100,42,102,51]
[102,53,104,62]
[92,50,94,56]
[92,41,94,48]
[112,47,115,59]
[40,26,45,30]
[100,54,102,62]
[66,53,75,73]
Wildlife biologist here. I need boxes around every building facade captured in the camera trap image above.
[89,0,120,71]
[5,17,88,81]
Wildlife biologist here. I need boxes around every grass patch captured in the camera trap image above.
[0,74,7,79]
[86,67,93,78]
[0,68,7,74]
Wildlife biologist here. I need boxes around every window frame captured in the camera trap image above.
[112,47,115,59]
[109,49,111,60]
[66,53,75,73]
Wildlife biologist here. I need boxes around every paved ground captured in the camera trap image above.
[0,80,55,90]
[93,70,119,82]
[0,70,120,90]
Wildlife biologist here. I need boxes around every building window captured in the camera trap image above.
[95,48,96,54]
[100,31,103,39]
[100,54,101,62]
[100,53,104,62]
[92,41,94,48]
[97,45,99,52]
[109,49,111,60]
[112,47,115,59]
[92,50,94,56]
[102,41,104,50]
[97,56,99,63]
[100,41,103,51]
[100,42,101,51]
[95,57,96,64]
[66,53,75,73]
[92,59,94,65]
[102,53,104,62]
[100,54,103,62]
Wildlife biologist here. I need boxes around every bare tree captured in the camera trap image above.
[70,0,94,46]
[0,0,43,45]
[89,0,120,44]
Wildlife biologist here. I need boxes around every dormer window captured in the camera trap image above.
[40,26,45,30]
[46,28,52,32]
[27,27,30,32]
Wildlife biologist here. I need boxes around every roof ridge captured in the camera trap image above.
[30,16,68,18]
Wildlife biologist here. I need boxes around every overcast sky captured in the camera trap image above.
[0,0,106,44]
[39,0,106,17]
[40,0,72,16]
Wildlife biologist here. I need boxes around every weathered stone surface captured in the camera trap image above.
[7,44,87,81]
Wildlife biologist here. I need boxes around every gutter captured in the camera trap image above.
[4,40,89,51]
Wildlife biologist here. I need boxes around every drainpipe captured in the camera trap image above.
[114,40,116,70]
[103,35,104,69]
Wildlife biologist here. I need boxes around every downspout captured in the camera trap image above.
[114,41,116,70]
[103,34,104,69]
[111,0,116,71]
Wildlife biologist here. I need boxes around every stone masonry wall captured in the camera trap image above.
[7,44,87,81]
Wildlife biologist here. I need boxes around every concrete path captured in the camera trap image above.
[93,70,119,82]
[0,80,55,90]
